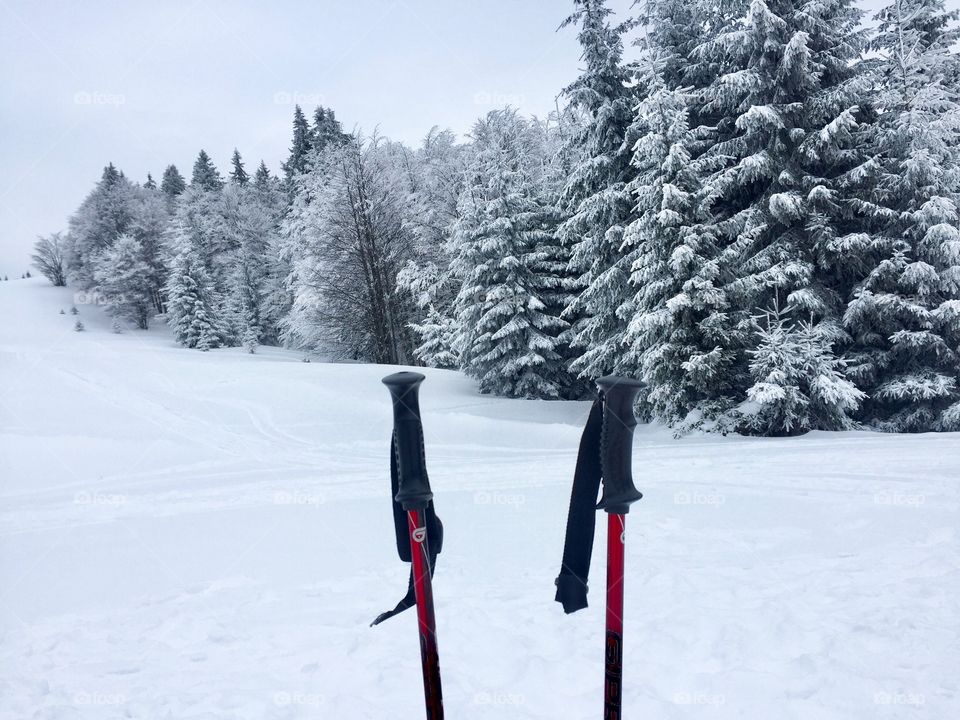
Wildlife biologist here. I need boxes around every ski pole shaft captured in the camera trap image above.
[596,376,644,718]
[604,513,625,719]
[408,509,444,720]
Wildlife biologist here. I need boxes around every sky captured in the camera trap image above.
[0,0,890,276]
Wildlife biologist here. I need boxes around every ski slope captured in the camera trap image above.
[1,277,958,719]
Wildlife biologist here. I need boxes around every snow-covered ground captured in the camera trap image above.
[1,277,957,719]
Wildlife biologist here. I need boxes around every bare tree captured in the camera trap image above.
[31,232,68,286]
[283,133,416,363]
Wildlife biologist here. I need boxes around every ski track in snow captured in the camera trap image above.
[1,278,958,719]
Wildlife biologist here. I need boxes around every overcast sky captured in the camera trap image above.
[0,0,889,275]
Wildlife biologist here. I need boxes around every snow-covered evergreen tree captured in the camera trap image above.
[449,109,570,398]
[144,173,157,190]
[161,164,186,199]
[254,161,272,189]
[229,149,249,186]
[191,150,223,191]
[311,106,350,154]
[229,185,283,346]
[843,0,960,431]
[622,67,736,424]
[557,0,641,381]
[680,0,872,432]
[282,105,313,189]
[165,225,221,349]
[743,306,865,435]
[93,234,154,329]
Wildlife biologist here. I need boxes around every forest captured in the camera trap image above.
[32,0,960,436]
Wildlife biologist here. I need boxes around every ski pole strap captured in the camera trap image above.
[371,434,443,626]
[555,377,644,614]
[554,398,603,613]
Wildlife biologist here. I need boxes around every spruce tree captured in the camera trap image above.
[144,173,156,190]
[744,306,865,435]
[844,0,960,430]
[557,0,641,381]
[254,160,272,189]
[94,234,154,329]
[683,0,871,431]
[161,164,186,198]
[450,109,570,399]
[191,150,223,191]
[312,106,349,154]
[230,149,249,186]
[165,229,221,349]
[622,68,736,425]
[282,105,313,186]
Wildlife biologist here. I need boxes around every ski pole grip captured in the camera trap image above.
[382,371,433,511]
[596,376,644,514]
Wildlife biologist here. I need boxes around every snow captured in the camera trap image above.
[2,277,959,718]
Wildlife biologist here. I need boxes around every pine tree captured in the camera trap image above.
[165,229,221,349]
[191,150,223,191]
[94,234,154,329]
[557,0,642,381]
[144,173,157,190]
[230,149,249,186]
[450,109,570,398]
[743,306,865,435]
[282,105,313,186]
[254,160,272,189]
[161,164,186,198]
[622,66,736,425]
[843,0,960,431]
[312,106,349,154]
[682,0,871,432]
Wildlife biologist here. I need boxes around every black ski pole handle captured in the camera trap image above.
[595,376,644,514]
[382,371,433,511]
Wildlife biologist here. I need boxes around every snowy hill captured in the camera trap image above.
[1,278,958,718]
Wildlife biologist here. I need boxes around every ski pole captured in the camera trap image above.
[595,376,644,719]
[382,371,444,720]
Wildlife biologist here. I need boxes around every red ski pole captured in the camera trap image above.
[596,376,644,719]
[383,372,444,720]
[407,508,443,719]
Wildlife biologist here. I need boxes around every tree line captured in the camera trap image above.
[34,0,960,435]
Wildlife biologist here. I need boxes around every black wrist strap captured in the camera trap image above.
[371,434,442,626]
[554,398,603,613]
